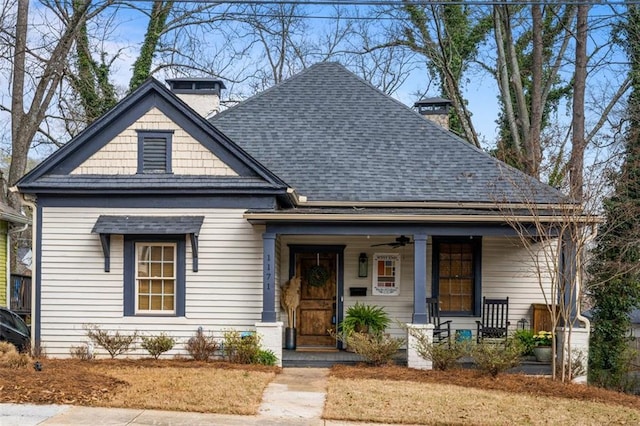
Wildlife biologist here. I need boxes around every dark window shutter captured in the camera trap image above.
[143,137,167,172]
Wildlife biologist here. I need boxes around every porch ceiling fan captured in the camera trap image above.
[371,235,414,248]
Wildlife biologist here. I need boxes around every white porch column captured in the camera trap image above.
[556,324,590,380]
[406,323,434,370]
[256,321,284,367]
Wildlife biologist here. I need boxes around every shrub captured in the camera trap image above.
[341,303,390,335]
[0,341,31,368]
[513,329,536,356]
[254,349,278,366]
[141,333,176,359]
[84,324,138,359]
[69,344,93,361]
[472,340,523,378]
[223,330,261,364]
[405,326,469,370]
[0,341,16,355]
[30,343,46,359]
[420,340,469,371]
[186,328,219,361]
[339,331,405,366]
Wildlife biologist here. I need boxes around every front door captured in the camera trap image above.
[295,251,338,347]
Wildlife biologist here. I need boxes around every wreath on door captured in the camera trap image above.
[307,265,330,287]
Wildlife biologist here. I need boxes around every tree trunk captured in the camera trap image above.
[569,5,588,201]
[129,1,174,92]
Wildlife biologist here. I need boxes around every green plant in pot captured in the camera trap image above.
[340,302,390,336]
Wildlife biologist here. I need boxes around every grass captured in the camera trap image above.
[324,365,640,425]
[3,358,640,424]
[324,377,640,425]
[0,358,277,415]
[93,363,273,414]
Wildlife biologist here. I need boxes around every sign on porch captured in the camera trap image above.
[372,253,401,296]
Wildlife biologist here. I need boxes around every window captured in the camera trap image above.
[135,243,176,313]
[432,238,481,315]
[137,130,173,174]
[124,236,185,316]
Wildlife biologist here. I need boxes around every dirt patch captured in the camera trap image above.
[330,364,640,410]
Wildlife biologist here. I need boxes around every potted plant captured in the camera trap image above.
[280,276,301,349]
[340,302,390,336]
[532,330,553,363]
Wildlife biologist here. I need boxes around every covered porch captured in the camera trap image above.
[249,211,589,369]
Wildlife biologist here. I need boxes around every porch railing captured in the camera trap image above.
[9,274,31,315]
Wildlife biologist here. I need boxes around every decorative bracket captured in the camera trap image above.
[190,233,199,272]
[99,233,110,272]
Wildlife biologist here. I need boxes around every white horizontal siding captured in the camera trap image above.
[39,207,264,358]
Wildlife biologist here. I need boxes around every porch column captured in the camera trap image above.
[261,232,277,322]
[561,230,579,326]
[413,233,428,324]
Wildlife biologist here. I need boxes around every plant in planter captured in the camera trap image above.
[280,276,301,349]
[340,302,390,336]
[532,330,554,363]
[513,329,536,356]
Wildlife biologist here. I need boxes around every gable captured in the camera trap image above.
[17,78,287,197]
[71,107,237,176]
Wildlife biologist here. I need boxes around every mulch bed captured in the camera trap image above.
[331,364,640,410]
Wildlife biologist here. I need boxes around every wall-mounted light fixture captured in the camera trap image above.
[517,318,529,331]
[358,252,368,277]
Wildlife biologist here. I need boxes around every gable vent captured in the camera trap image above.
[143,137,167,172]
[137,130,173,174]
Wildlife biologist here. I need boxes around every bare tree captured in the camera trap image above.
[383,2,492,147]
[497,169,600,381]
[6,0,113,204]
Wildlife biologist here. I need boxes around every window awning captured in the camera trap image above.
[92,215,204,272]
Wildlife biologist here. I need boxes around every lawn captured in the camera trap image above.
[325,365,640,425]
[2,358,640,424]
[0,358,277,415]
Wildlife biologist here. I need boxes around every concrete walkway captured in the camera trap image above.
[0,368,405,426]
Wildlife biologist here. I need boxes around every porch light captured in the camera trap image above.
[517,318,529,331]
[358,253,368,277]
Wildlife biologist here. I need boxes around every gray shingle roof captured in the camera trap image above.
[211,62,566,204]
[23,175,280,191]
[92,215,204,235]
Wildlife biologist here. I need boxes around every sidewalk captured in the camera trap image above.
[0,368,407,426]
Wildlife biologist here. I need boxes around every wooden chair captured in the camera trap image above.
[427,297,452,343]
[476,297,510,343]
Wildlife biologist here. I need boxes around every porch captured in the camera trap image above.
[281,349,553,375]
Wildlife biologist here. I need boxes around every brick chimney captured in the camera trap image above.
[166,78,226,118]
[414,97,452,130]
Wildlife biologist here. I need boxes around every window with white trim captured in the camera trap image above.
[135,242,176,313]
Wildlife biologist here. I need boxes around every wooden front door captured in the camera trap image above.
[295,252,337,347]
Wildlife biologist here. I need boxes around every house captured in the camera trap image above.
[0,200,30,314]
[16,62,590,367]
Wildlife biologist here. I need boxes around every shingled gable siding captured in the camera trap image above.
[70,107,238,176]
[278,235,553,343]
[39,207,263,358]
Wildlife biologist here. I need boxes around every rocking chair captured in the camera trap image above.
[427,297,452,344]
[476,297,510,343]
